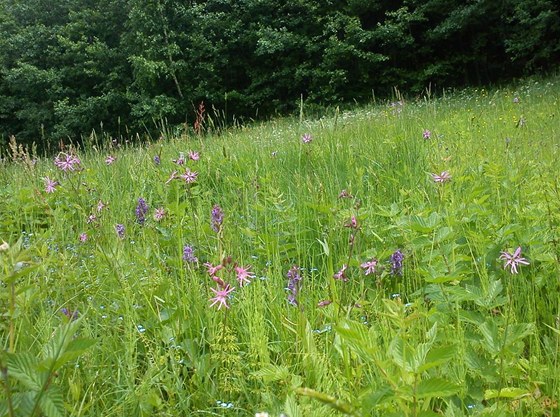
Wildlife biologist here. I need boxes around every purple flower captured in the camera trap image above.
[43,177,59,193]
[338,189,353,199]
[61,308,79,321]
[54,152,81,172]
[115,224,125,239]
[182,245,198,263]
[135,197,149,224]
[79,233,88,242]
[153,155,161,165]
[423,129,431,140]
[360,258,378,275]
[301,133,313,144]
[97,200,106,212]
[209,284,235,309]
[286,266,302,306]
[499,247,530,274]
[333,264,349,282]
[390,249,404,276]
[431,171,452,183]
[105,155,116,165]
[211,204,224,233]
[173,152,186,165]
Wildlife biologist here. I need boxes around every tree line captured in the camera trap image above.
[1,0,559,150]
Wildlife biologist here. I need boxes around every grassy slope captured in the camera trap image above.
[1,77,560,417]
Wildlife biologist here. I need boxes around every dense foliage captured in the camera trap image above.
[1,0,559,149]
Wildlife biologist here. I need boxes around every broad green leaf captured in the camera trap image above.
[251,364,291,382]
[415,377,460,399]
[484,387,531,399]
[504,323,534,347]
[39,386,65,417]
[478,320,501,355]
[6,352,43,391]
[418,345,458,373]
[284,394,302,417]
[41,338,96,371]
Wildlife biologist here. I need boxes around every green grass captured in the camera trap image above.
[1,76,560,417]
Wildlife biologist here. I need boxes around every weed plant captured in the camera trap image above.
[1,77,560,417]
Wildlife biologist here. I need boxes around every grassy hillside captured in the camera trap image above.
[1,77,560,417]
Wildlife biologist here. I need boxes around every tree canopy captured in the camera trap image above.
[1,0,559,150]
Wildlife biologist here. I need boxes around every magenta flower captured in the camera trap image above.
[235,265,254,287]
[54,152,81,172]
[333,264,349,282]
[204,262,223,277]
[301,133,313,144]
[79,233,88,242]
[499,247,530,274]
[43,177,59,193]
[105,155,116,165]
[189,150,200,161]
[431,171,452,183]
[210,284,235,309]
[423,129,431,140]
[344,215,358,229]
[360,258,378,275]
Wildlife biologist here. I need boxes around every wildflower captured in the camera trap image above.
[61,308,79,321]
[361,258,378,275]
[211,204,224,233]
[153,207,166,221]
[79,233,88,242]
[54,152,81,172]
[338,189,353,199]
[204,262,223,277]
[180,168,198,184]
[165,171,179,184]
[235,265,254,287]
[423,129,431,139]
[344,215,358,229]
[97,200,106,212]
[105,155,116,165]
[87,214,97,224]
[135,197,149,225]
[255,413,270,417]
[499,246,530,274]
[43,177,59,193]
[286,266,302,306]
[182,245,198,263]
[301,133,313,144]
[209,284,235,309]
[390,249,404,276]
[173,152,186,165]
[317,300,332,308]
[333,264,349,282]
[271,151,278,157]
[212,275,227,289]
[431,171,452,183]
[153,155,161,165]
[115,224,125,239]
[188,150,200,161]
[513,97,520,103]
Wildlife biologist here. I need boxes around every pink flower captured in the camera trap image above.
[499,246,530,274]
[97,200,106,212]
[204,262,223,277]
[317,300,332,307]
[87,214,97,224]
[235,265,255,287]
[189,150,200,161]
[423,129,431,139]
[153,207,166,221]
[54,152,81,172]
[79,233,88,242]
[180,168,198,184]
[210,284,235,309]
[173,152,186,165]
[344,215,358,229]
[301,133,313,144]
[43,177,58,193]
[333,264,348,282]
[360,258,378,275]
[431,171,451,183]
[105,155,116,165]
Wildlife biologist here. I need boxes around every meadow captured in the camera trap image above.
[1,77,560,417]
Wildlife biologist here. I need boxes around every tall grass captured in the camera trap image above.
[1,77,560,417]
